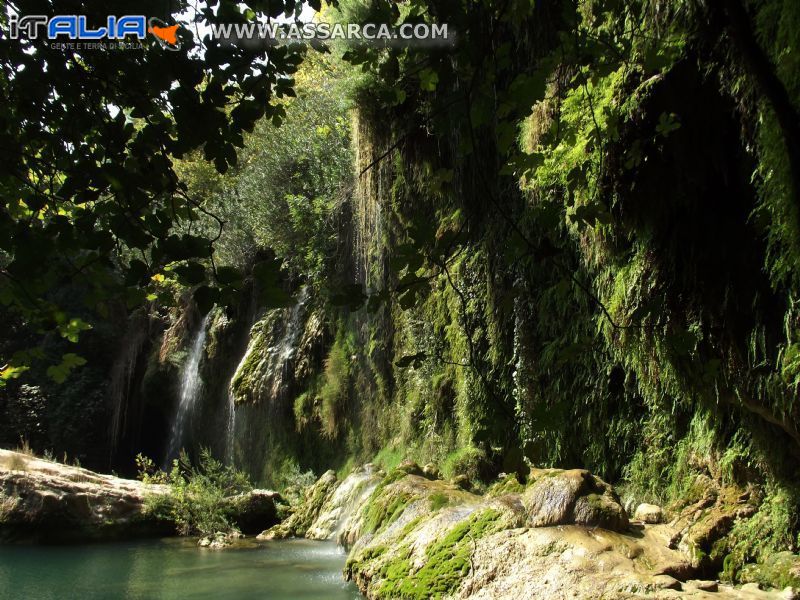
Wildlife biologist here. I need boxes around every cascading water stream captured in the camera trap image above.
[225,389,236,465]
[164,313,210,466]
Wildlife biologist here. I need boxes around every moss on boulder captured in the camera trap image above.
[257,469,338,539]
[521,468,629,531]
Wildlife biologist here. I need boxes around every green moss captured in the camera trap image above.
[441,446,487,481]
[485,475,524,497]
[375,509,503,599]
[364,490,414,534]
[429,493,449,511]
[739,552,800,589]
[719,484,800,582]
[318,328,354,438]
[373,446,404,471]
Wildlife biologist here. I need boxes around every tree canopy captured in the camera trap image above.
[0,0,309,382]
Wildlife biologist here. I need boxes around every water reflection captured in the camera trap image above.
[0,538,361,600]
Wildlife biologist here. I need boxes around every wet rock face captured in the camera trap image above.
[305,464,382,541]
[0,449,171,542]
[521,468,629,532]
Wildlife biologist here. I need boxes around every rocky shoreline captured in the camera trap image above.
[0,449,280,543]
[0,449,173,542]
[3,450,799,598]
[262,462,799,599]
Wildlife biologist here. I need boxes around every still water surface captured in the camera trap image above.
[0,537,361,599]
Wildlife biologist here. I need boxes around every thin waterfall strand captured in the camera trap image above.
[165,313,210,466]
[225,389,236,465]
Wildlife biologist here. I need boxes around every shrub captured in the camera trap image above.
[319,333,352,438]
[140,448,252,537]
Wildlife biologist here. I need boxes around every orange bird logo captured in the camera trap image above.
[149,24,180,45]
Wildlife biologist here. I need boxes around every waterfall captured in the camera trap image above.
[225,389,236,465]
[108,309,149,460]
[269,284,310,399]
[164,313,210,466]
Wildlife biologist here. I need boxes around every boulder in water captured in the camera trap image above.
[228,489,282,534]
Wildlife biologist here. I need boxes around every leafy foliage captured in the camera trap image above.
[0,0,308,379]
[139,448,252,536]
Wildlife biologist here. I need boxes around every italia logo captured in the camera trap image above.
[8,14,183,49]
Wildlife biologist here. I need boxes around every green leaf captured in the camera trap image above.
[655,112,681,138]
[58,317,92,343]
[172,262,207,286]
[419,68,439,92]
[46,353,87,384]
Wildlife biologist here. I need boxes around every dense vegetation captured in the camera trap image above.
[2,0,800,584]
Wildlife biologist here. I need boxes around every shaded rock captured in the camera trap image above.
[452,474,472,490]
[686,579,719,592]
[636,503,665,524]
[257,470,338,540]
[521,468,629,532]
[652,574,682,590]
[0,449,171,542]
[227,489,282,534]
[670,485,757,571]
[422,463,440,480]
[397,460,424,476]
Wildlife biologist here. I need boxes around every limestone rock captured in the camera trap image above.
[422,463,440,480]
[282,464,789,600]
[257,470,338,539]
[652,574,682,590]
[0,449,171,542]
[200,531,239,550]
[686,579,719,592]
[670,484,758,572]
[397,460,424,476]
[740,552,800,591]
[452,474,472,490]
[305,464,382,541]
[635,503,665,524]
[521,468,629,532]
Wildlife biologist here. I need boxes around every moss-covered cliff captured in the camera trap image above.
[223,0,800,582]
